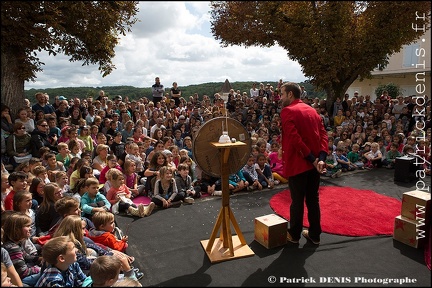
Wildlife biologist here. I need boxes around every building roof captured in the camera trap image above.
[220,79,232,93]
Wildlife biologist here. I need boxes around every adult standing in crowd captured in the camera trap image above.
[280,82,328,245]
[152,76,164,105]
[170,82,182,108]
[32,92,56,119]
[250,83,259,98]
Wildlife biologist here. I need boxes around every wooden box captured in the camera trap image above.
[401,190,430,224]
[393,215,427,248]
[254,214,288,249]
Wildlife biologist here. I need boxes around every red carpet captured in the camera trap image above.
[269,186,402,236]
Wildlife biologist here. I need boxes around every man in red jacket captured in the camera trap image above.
[280,82,328,245]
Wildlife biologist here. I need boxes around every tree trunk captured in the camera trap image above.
[325,79,357,116]
[325,89,336,114]
[1,47,25,116]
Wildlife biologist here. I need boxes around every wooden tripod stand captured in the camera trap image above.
[200,142,255,263]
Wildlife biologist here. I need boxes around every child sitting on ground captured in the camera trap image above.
[242,154,263,191]
[347,143,364,169]
[364,142,383,169]
[106,169,154,217]
[80,177,111,221]
[383,142,402,169]
[152,166,183,208]
[82,254,143,287]
[3,171,28,211]
[255,153,275,189]
[55,171,71,195]
[268,145,288,184]
[99,154,122,185]
[228,169,249,194]
[123,159,145,199]
[334,146,356,172]
[324,146,342,178]
[87,211,129,253]
[175,163,200,204]
[35,236,87,287]
[82,255,122,287]
[55,142,71,171]
[125,142,145,178]
[2,213,42,286]
[32,165,50,184]
[44,152,66,182]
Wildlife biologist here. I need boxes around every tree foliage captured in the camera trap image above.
[210,1,431,112]
[375,83,404,99]
[1,1,138,113]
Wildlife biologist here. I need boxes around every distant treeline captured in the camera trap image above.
[25,81,325,102]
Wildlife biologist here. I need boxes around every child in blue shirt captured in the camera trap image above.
[228,170,249,194]
[324,146,342,178]
[35,236,87,287]
[80,178,111,221]
[335,147,356,172]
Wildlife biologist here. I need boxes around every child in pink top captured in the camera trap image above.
[106,169,154,217]
[268,145,288,184]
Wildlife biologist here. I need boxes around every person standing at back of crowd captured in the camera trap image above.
[280,82,328,245]
[152,77,164,105]
[32,92,55,119]
[170,82,182,108]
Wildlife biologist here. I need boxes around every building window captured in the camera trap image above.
[402,44,420,68]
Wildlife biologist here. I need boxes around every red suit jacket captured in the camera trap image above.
[280,99,328,177]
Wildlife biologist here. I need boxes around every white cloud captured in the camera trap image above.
[25,2,306,90]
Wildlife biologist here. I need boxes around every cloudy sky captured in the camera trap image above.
[24,2,306,90]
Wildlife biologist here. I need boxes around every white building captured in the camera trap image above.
[347,28,431,100]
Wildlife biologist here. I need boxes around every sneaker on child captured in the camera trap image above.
[212,190,222,196]
[183,197,195,204]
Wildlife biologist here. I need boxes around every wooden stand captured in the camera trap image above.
[200,141,255,263]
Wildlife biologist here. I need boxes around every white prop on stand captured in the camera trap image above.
[219,109,231,143]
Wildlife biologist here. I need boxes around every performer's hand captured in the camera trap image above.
[314,159,326,174]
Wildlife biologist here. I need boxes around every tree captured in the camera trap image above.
[1,1,138,114]
[375,83,404,99]
[210,1,431,112]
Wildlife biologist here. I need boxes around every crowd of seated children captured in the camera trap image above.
[1,84,429,288]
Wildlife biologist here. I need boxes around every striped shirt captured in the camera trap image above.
[35,262,86,287]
